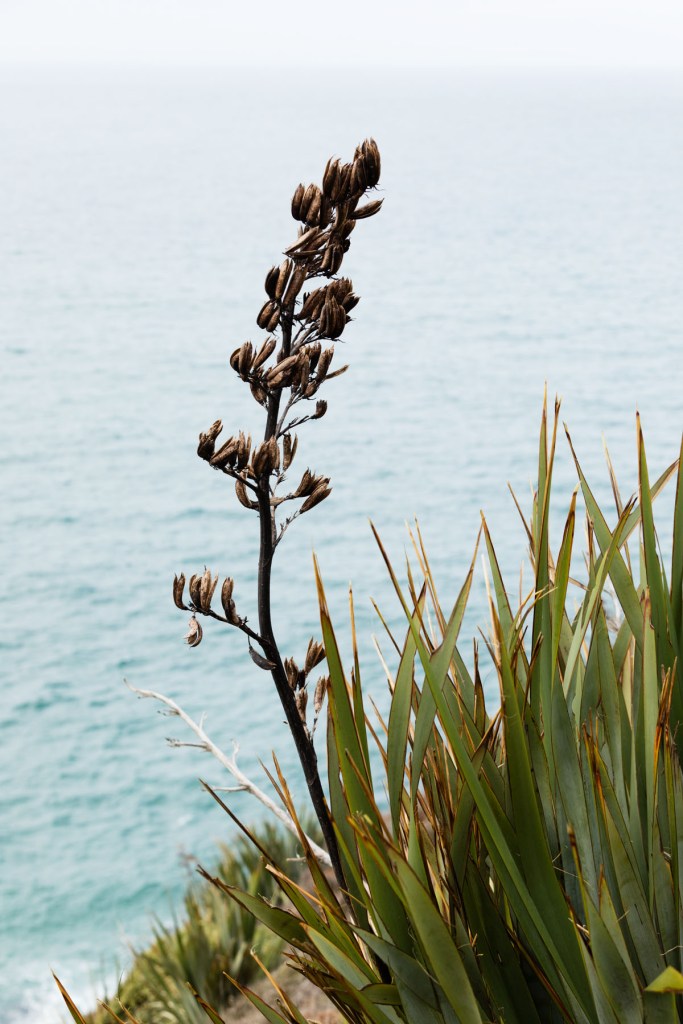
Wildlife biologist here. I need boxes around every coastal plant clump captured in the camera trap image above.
[58,141,683,1024]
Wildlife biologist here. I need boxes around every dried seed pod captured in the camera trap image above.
[360,138,381,188]
[295,687,308,723]
[185,615,203,648]
[251,441,271,478]
[313,675,328,716]
[291,183,305,220]
[294,468,315,497]
[342,291,360,313]
[236,432,251,471]
[265,352,300,389]
[306,341,322,371]
[274,260,292,302]
[298,288,326,322]
[322,157,341,200]
[257,300,279,330]
[237,341,254,377]
[199,568,218,612]
[303,184,322,226]
[249,379,268,406]
[325,363,349,380]
[173,573,188,610]
[264,265,280,299]
[319,297,345,339]
[282,264,307,306]
[316,347,334,380]
[304,639,326,675]
[350,158,368,195]
[300,481,332,514]
[297,351,311,393]
[354,198,383,220]
[282,433,298,470]
[312,399,327,420]
[284,657,299,689]
[266,303,281,332]
[187,573,201,607]
[229,346,242,372]
[235,479,257,509]
[210,437,238,469]
[221,577,234,617]
[253,336,277,370]
[340,219,356,240]
[249,646,276,670]
[285,226,323,256]
[304,379,319,398]
[197,419,223,461]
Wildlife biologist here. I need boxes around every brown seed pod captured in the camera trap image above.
[354,198,383,220]
[295,687,308,723]
[313,675,328,716]
[235,479,258,509]
[274,260,292,302]
[304,638,326,675]
[306,341,322,371]
[284,657,299,689]
[312,399,327,420]
[257,300,278,330]
[322,156,341,200]
[239,432,252,469]
[199,569,218,613]
[264,265,280,299]
[185,616,203,648]
[188,573,202,608]
[297,352,311,393]
[265,352,300,389]
[237,341,254,377]
[249,379,268,406]
[316,347,334,380]
[210,437,238,469]
[298,288,326,322]
[173,573,187,610]
[266,303,281,332]
[361,138,381,187]
[221,577,234,617]
[253,336,277,370]
[285,226,323,256]
[350,158,368,195]
[300,481,332,514]
[197,419,223,461]
[282,433,298,470]
[291,183,305,220]
[249,646,276,670]
[229,347,242,372]
[294,468,315,497]
[282,264,307,306]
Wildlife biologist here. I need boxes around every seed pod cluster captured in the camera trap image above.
[208,431,252,474]
[293,470,332,514]
[251,437,280,479]
[197,420,223,461]
[304,639,326,675]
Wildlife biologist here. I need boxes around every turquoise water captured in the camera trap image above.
[2,67,683,1020]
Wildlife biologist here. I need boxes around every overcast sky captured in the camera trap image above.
[2,0,683,68]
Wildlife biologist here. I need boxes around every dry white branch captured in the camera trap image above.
[124,680,331,868]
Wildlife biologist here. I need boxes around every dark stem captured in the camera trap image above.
[256,305,348,896]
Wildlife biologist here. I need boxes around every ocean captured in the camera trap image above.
[1,66,682,1020]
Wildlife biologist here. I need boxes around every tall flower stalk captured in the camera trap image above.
[172,140,383,892]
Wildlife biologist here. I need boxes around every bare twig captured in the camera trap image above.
[124,680,332,867]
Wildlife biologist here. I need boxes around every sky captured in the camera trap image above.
[1,0,683,69]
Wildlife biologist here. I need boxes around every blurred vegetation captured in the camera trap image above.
[81,823,312,1024]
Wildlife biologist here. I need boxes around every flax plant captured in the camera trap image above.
[171,140,382,894]
[213,401,683,1024]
